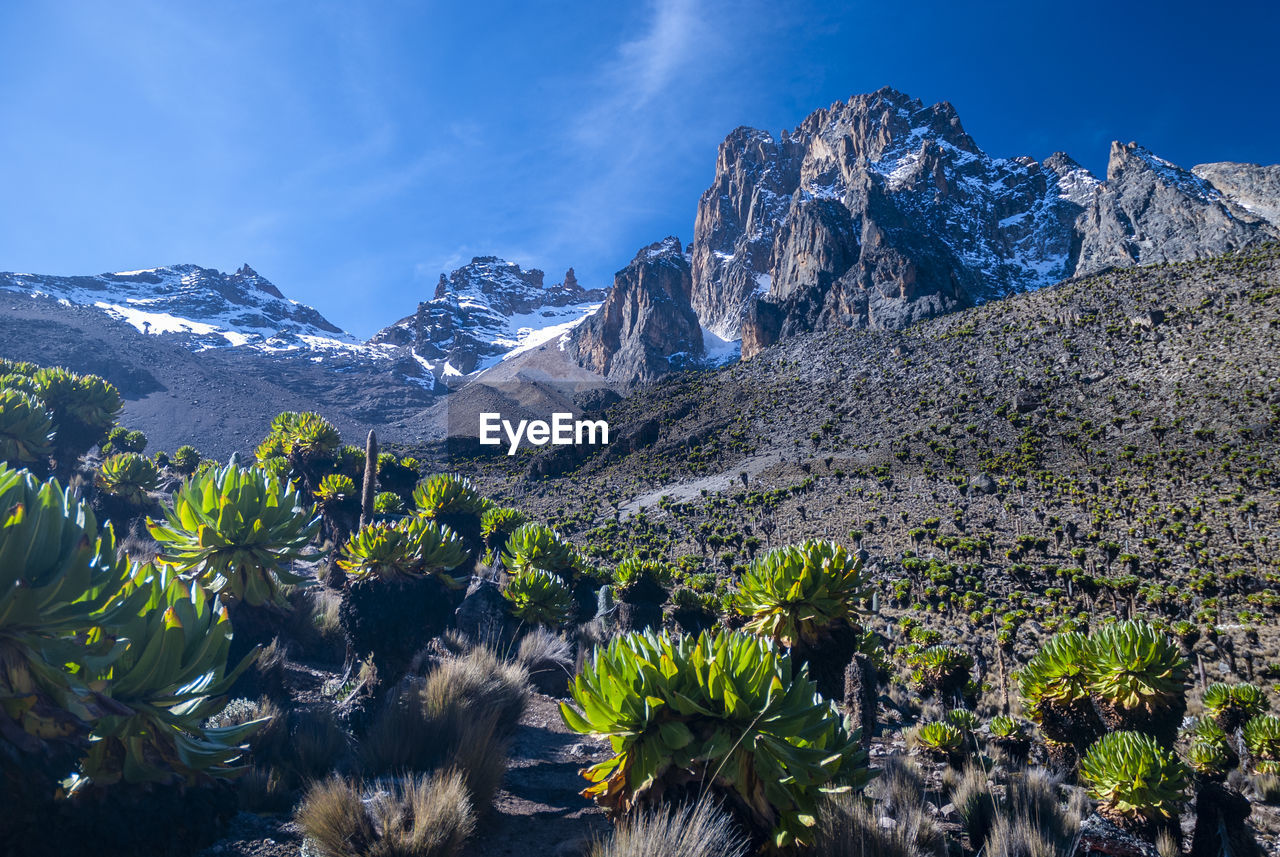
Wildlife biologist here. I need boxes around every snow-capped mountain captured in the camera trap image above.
[372,257,605,385]
[2,263,361,352]
[0,263,438,390]
[689,87,1279,358]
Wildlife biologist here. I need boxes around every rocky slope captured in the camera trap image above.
[566,237,705,386]
[686,87,1280,358]
[372,257,604,384]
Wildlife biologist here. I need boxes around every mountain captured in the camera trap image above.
[566,237,706,386]
[682,86,1280,359]
[371,257,605,386]
[0,263,446,456]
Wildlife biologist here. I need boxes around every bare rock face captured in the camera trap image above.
[1192,161,1280,228]
[693,87,1280,359]
[568,237,704,387]
[691,87,1101,357]
[1073,143,1280,275]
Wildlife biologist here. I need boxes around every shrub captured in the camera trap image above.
[148,462,321,606]
[732,540,866,647]
[1203,682,1270,732]
[561,629,868,850]
[911,721,964,762]
[910,645,975,701]
[503,568,573,628]
[1244,714,1280,766]
[173,444,201,475]
[945,709,980,732]
[28,366,122,469]
[374,491,404,516]
[611,555,673,601]
[480,506,526,551]
[95,452,160,507]
[414,473,488,519]
[1087,620,1188,711]
[338,517,468,584]
[591,799,748,857]
[0,388,55,468]
[259,411,341,464]
[296,771,476,857]
[1079,731,1187,832]
[501,523,580,578]
[314,473,356,503]
[1017,630,1099,749]
[78,564,262,787]
[0,464,135,770]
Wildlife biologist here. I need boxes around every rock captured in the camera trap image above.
[1013,390,1039,413]
[567,237,704,386]
[970,472,998,495]
[1076,812,1160,857]
[454,578,511,643]
[1074,143,1279,276]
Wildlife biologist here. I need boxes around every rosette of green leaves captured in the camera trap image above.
[148,463,321,606]
[1086,620,1188,713]
[79,564,263,786]
[988,715,1028,740]
[337,516,468,585]
[1182,719,1237,779]
[480,506,527,551]
[1203,682,1270,733]
[733,540,867,648]
[0,388,55,467]
[560,629,868,851]
[502,523,580,578]
[1017,631,1093,722]
[503,568,573,627]
[261,411,341,464]
[0,465,141,750]
[1244,714,1280,765]
[29,366,122,466]
[314,473,356,504]
[909,644,975,698]
[912,721,964,759]
[95,452,160,507]
[413,472,488,519]
[373,491,404,516]
[612,556,674,600]
[1079,731,1187,830]
[173,445,201,476]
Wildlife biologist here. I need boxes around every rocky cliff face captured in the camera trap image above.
[691,87,1280,359]
[1073,144,1280,275]
[567,237,704,386]
[372,257,605,382]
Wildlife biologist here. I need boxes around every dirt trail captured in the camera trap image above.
[462,693,611,856]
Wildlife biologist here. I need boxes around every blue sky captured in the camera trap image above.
[2,1,1277,338]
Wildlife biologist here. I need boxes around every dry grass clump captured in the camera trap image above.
[985,768,1084,857]
[815,755,945,857]
[947,765,997,850]
[360,645,530,812]
[516,628,573,678]
[296,770,475,857]
[591,799,748,857]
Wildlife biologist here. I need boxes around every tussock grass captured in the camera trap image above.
[986,768,1084,857]
[590,799,748,857]
[947,765,997,850]
[360,645,530,813]
[814,792,945,857]
[297,770,476,857]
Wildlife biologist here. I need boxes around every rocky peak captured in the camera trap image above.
[567,237,703,387]
[689,88,1280,360]
[1073,143,1280,276]
[371,255,605,381]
